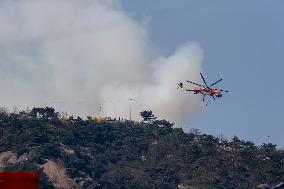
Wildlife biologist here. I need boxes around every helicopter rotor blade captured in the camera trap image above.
[217,90,229,92]
[186,80,206,88]
[214,89,229,92]
[210,78,223,87]
[203,94,205,101]
[200,73,209,87]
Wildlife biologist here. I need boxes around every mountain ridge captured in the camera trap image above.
[0,107,283,189]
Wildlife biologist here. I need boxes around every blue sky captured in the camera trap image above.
[121,0,284,147]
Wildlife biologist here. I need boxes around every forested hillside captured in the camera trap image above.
[0,107,283,189]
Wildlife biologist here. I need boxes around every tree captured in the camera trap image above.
[30,107,58,121]
[190,128,201,135]
[140,110,157,123]
[153,119,174,128]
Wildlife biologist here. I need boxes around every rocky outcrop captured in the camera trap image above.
[0,151,17,170]
[74,176,100,189]
[177,184,199,189]
[41,159,79,189]
[257,184,272,189]
[0,151,31,171]
[257,182,284,189]
[274,182,284,189]
[60,143,75,155]
[17,153,30,162]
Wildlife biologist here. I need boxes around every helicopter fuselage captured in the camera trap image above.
[192,88,222,98]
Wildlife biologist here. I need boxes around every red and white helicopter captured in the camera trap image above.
[178,73,228,106]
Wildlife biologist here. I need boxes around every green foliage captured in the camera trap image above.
[140,110,157,123]
[0,107,283,188]
[152,119,174,129]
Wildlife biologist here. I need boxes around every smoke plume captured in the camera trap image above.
[0,0,203,124]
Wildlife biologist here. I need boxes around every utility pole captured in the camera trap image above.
[99,106,102,118]
[129,98,133,121]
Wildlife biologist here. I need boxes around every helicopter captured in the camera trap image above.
[178,73,228,106]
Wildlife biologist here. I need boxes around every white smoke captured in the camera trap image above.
[0,0,203,124]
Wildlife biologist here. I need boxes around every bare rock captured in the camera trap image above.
[60,143,75,155]
[0,151,17,170]
[41,159,80,189]
[177,184,198,189]
[257,184,272,189]
[273,182,284,189]
[257,182,284,189]
[17,153,29,163]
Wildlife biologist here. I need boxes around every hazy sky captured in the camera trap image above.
[0,0,283,147]
[121,0,284,147]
